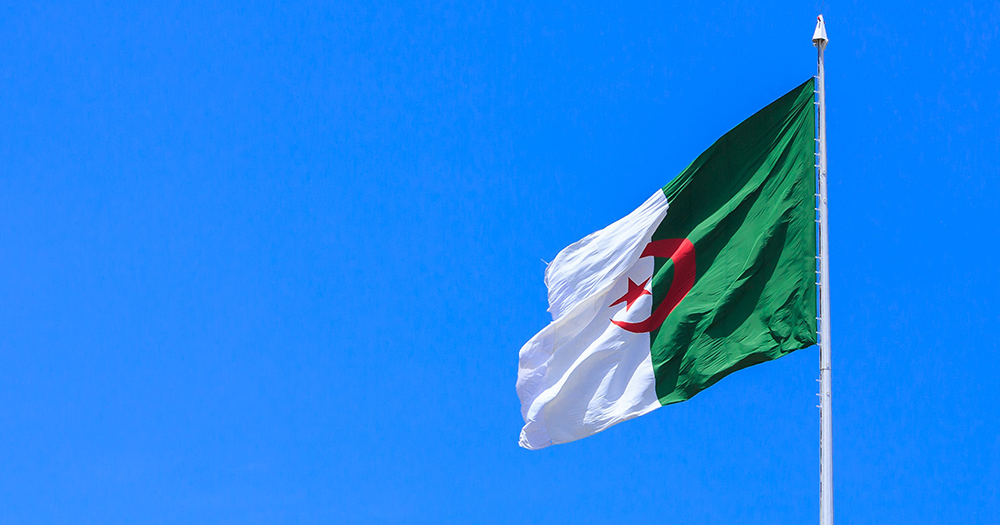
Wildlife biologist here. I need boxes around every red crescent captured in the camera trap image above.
[611,238,695,333]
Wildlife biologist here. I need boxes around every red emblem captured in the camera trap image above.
[610,277,652,311]
[612,238,695,333]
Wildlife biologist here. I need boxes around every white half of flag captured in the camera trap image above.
[517,190,669,450]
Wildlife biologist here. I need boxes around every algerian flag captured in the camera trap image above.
[517,78,818,450]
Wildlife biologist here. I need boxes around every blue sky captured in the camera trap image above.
[2,1,998,523]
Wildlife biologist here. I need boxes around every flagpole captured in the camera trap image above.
[812,14,833,525]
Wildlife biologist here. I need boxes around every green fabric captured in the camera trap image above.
[650,78,817,405]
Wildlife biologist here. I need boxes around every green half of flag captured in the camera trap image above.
[648,77,818,405]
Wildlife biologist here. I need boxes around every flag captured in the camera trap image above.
[517,78,818,450]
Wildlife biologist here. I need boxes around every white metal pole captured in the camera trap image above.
[812,14,833,525]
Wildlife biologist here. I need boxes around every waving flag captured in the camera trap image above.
[517,78,818,450]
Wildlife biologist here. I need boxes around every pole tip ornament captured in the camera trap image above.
[812,15,828,46]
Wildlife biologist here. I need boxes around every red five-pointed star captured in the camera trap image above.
[610,277,652,311]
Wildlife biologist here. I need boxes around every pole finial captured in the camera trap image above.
[812,15,828,46]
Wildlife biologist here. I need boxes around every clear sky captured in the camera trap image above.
[2,1,998,523]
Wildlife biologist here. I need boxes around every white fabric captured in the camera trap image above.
[544,191,670,322]
[517,191,668,450]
